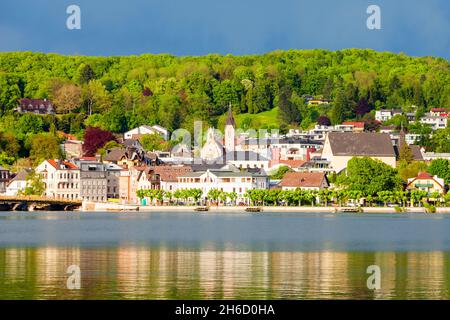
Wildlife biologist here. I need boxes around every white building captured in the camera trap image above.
[177,166,269,203]
[420,115,448,130]
[136,165,192,194]
[375,109,403,122]
[36,160,81,200]
[124,125,169,141]
[4,169,31,196]
[321,132,397,173]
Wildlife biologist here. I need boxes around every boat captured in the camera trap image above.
[338,207,362,213]
[245,207,263,213]
[194,206,210,212]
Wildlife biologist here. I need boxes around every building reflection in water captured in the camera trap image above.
[0,246,449,300]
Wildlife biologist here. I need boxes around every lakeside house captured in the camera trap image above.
[320,132,397,173]
[279,172,329,191]
[136,165,192,193]
[177,165,269,203]
[4,169,31,196]
[36,160,81,200]
[406,172,446,195]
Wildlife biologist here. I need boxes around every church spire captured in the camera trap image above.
[225,103,235,127]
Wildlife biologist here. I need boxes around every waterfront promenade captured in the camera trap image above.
[82,201,442,214]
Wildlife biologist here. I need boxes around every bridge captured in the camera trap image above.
[0,196,82,211]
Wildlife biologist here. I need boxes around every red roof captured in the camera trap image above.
[416,171,432,179]
[342,122,365,128]
[270,160,306,168]
[46,159,78,170]
[431,108,447,112]
[407,171,445,190]
[280,172,327,188]
[58,131,79,141]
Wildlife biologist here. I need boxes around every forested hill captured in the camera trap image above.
[0,49,449,134]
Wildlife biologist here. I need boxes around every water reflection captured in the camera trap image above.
[1,246,449,300]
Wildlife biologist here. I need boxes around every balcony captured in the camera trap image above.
[414,183,433,188]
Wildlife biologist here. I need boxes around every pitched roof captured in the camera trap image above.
[410,145,424,161]
[104,148,127,162]
[19,98,53,107]
[280,172,327,188]
[225,105,235,127]
[416,172,432,179]
[327,132,395,157]
[10,169,32,182]
[278,160,307,168]
[46,159,78,170]
[407,172,445,190]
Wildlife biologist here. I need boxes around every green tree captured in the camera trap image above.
[19,171,45,196]
[331,87,353,124]
[84,80,110,115]
[336,157,402,195]
[207,189,222,205]
[139,134,173,152]
[228,192,238,206]
[431,128,450,153]
[428,159,450,184]
[397,160,428,182]
[29,133,62,165]
[78,64,96,84]
[398,143,414,163]
[270,166,293,180]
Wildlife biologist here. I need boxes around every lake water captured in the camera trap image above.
[0,211,449,300]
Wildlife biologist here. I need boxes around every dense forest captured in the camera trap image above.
[0,49,449,168]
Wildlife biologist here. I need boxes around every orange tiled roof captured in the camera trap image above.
[280,172,327,188]
[58,131,79,141]
[46,159,78,170]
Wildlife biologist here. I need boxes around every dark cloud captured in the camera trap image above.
[0,0,448,58]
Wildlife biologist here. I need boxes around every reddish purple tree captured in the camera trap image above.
[83,126,116,156]
[317,115,331,126]
[142,87,153,97]
[364,119,381,132]
[354,97,370,118]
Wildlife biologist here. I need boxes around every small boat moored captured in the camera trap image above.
[338,207,363,213]
[245,207,263,213]
[194,206,210,212]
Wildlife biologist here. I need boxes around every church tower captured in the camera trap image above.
[224,104,236,153]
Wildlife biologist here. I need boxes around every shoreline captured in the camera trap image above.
[78,202,450,214]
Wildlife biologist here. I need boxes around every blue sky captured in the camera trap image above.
[0,0,449,59]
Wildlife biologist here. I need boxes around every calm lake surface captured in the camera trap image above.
[0,211,449,300]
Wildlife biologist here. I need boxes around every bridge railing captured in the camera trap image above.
[0,195,82,204]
